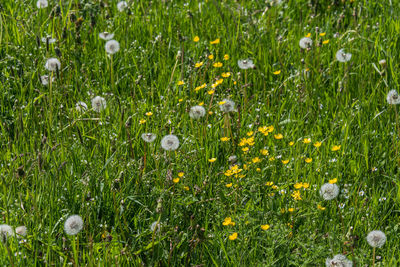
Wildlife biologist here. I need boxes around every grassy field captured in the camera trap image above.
[1,0,400,266]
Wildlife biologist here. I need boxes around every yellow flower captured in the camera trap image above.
[178,98,183,102]
[261,224,270,231]
[195,62,203,68]
[252,157,261,163]
[256,168,261,172]
[210,38,220,44]
[194,83,207,92]
[329,178,338,184]
[218,101,226,105]
[207,90,215,95]
[221,137,230,142]
[223,217,235,226]
[183,186,189,191]
[303,138,311,144]
[265,181,274,186]
[145,112,153,116]
[198,102,204,106]
[269,156,275,161]
[223,54,229,60]
[288,208,294,213]
[177,80,185,85]
[294,182,303,189]
[302,183,310,189]
[213,62,223,68]
[208,111,213,115]
[280,208,285,214]
[305,32,311,38]
[271,185,278,190]
[228,232,238,240]
[331,145,341,151]
[208,158,217,163]
[317,204,326,211]
[242,147,249,152]
[282,159,289,164]
[322,40,329,45]
[289,141,294,146]
[273,70,281,75]
[173,178,180,183]
[178,172,184,177]
[221,72,231,78]
[313,141,321,148]
[260,149,269,156]
[291,190,302,200]
[208,54,214,60]
[305,158,312,163]
[247,131,254,136]
[226,183,233,188]
[274,134,283,139]
[193,36,199,42]
[319,32,326,37]
[139,119,146,124]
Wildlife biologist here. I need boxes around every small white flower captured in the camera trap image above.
[41,36,56,44]
[76,101,88,112]
[141,133,157,143]
[15,226,27,237]
[320,183,339,200]
[336,49,352,62]
[64,215,83,235]
[366,230,386,248]
[36,0,48,8]
[99,32,115,41]
[237,59,255,70]
[161,135,180,151]
[117,1,128,12]
[189,105,206,119]
[386,90,400,105]
[219,99,236,113]
[105,40,120,54]
[299,37,313,49]
[91,96,106,112]
[0,224,14,243]
[45,58,61,72]
[326,254,353,267]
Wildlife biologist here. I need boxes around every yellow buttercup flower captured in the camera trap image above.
[178,172,184,177]
[229,232,238,240]
[289,141,294,146]
[317,204,326,211]
[274,134,283,139]
[221,72,231,78]
[282,159,289,164]
[223,217,235,226]
[288,208,294,212]
[261,224,270,231]
[305,158,312,163]
[294,182,303,189]
[303,138,311,144]
[177,80,185,85]
[273,70,281,75]
[226,183,233,188]
[223,54,229,60]
[313,141,321,148]
[173,178,179,183]
[322,40,329,45]
[331,145,341,151]
[183,186,189,191]
[329,178,338,184]
[207,90,215,95]
[252,157,261,163]
[265,181,273,186]
[213,62,223,68]
[145,112,153,116]
[139,119,146,124]
[305,32,311,38]
[195,62,203,68]
[208,158,217,163]
[210,38,220,44]
[302,183,310,189]
[193,36,199,42]
[260,149,269,156]
[319,32,326,37]
[221,137,230,142]
[208,54,214,60]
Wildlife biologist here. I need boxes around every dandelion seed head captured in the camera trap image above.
[36,0,48,8]
[99,32,115,41]
[45,58,61,72]
[320,183,339,200]
[161,135,180,151]
[299,37,313,49]
[91,96,106,112]
[325,254,353,267]
[386,90,400,105]
[366,230,386,248]
[189,105,206,119]
[117,1,128,12]
[336,49,352,62]
[64,215,83,235]
[141,133,157,143]
[105,40,120,54]
[0,224,14,243]
[237,59,255,70]
[15,226,27,237]
[76,101,88,112]
[219,99,236,113]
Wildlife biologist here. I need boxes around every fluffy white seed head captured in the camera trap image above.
[386,90,400,105]
[299,37,313,49]
[99,32,115,41]
[326,254,353,267]
[0,224,14,243]
[91,96,106,112]
[219,99,236,113]
[105,40,120,54]
[189,105,206,119]
[150,221,162,232]
[40,75,55,86]
[64,215,83,235]
[336,49,352,62]
[76,101,88,112]
[237,59,255,70]
[45,58,61,72]
[320,183,339,200]
[117,1,128,12]
[36,0,48,8]
[141,133,157,143]
[366,230,386,248]
[15,226,27,237]
[161,135,180,151]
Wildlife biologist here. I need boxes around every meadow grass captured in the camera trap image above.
[1,0,400,266]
